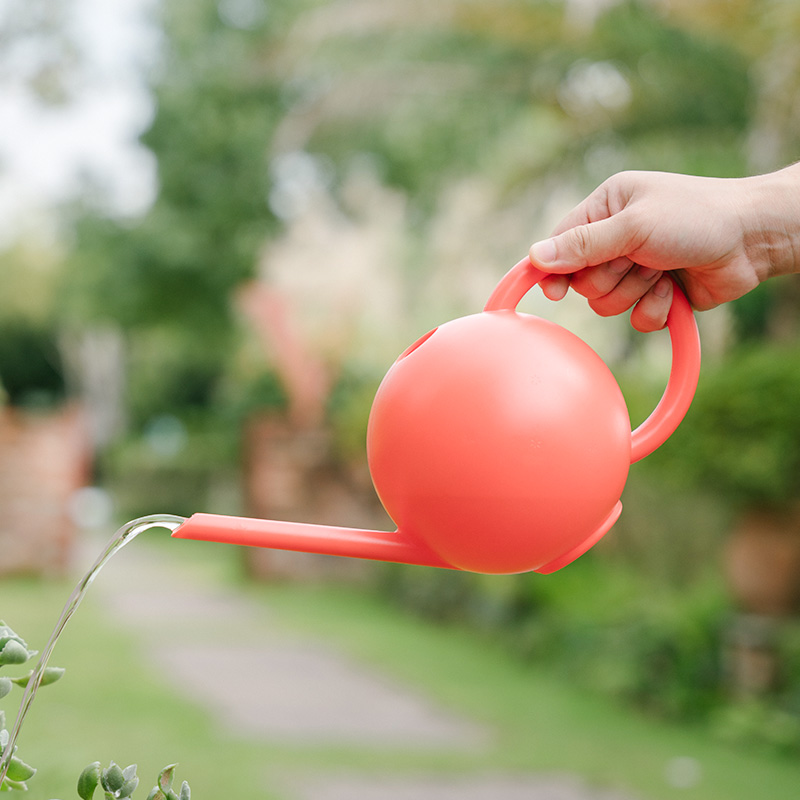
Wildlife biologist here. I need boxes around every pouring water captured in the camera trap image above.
[0,514,185,786]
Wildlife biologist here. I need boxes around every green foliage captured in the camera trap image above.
[379,557,792,745]
[652,344,800,510]
[712,700,800,757]
[123,326,231,428]
[75,762,189,800]
[292,0,752,207]
[61,0,286,332]
[62,0,758,324]
[55,0,769,435]
[101,419,239,520]
[382,558,728,716]
[593,1,751,136]
[148,763,190,800]
[515,569,727,720]
[0,320,66,409]
[728,281,776,342]
[1,621,189,798]
[712,618,800,757]
[225,368,289,422]
[77,762,102,799]
[0,620,64,793]
[326,366,384,461]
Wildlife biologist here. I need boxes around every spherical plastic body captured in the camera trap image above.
[366,310,632,574]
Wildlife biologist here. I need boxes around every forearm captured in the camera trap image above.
[739,162,800,281]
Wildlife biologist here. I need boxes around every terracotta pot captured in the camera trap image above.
[724,507,800,616]
[0,405,91,575]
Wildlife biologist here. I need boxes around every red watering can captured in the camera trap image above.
[173,257,700,574]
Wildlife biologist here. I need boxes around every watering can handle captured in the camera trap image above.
[484,257,701,463]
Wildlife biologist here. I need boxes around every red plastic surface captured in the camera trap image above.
[484,257,702,463]
[171,513,451,568]
[173,256,701,574]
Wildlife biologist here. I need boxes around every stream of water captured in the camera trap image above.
[0,514,186,786]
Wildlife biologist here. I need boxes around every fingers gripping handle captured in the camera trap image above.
[628,284,700,462]
[484,257,701,463]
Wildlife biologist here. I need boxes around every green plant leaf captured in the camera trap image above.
[0,678,11,699]
[145,789,165,800]
[0,641,30,666]
[157,764,177,794]
[120,776,139,797]
[43,665,65,684]
[98,763,139,798]
[0,777,28,791]
[77,761,102,800]
[178,780,191,800]
[10,666,65,688]
[5,755,35,782]
[102,762,125,794]
[0,622,27,649]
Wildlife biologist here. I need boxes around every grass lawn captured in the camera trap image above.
[2,536,798,799]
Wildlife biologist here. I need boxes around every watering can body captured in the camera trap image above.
[174,257,701,574]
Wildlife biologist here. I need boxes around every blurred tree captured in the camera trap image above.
[59,0,799,429]
[0,238,68,409]
[64,0,286,338]
[272,0,752,203]
[59,0,293,425]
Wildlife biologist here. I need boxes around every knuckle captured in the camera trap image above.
[566,225,593,260]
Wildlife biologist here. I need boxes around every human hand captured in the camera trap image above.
[529,166,800,331]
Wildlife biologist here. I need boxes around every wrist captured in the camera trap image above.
[740,163,800,281]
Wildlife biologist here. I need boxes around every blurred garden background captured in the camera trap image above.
[2,0,800,796]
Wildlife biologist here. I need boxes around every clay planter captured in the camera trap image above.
[723,507,800,617]
[0,405,91,576]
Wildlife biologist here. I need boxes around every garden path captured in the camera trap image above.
[86,532,638,800]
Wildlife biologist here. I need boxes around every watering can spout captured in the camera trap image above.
[171,513,454,569]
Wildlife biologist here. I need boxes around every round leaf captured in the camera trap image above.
[5,755,36,782]
[40,666,66,686]
[102,762,125,793]
[78,762,102,800]
[0,641,30,666]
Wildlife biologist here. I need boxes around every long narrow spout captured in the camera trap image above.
[171,513,454,569]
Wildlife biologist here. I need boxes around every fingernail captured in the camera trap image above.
[530,238,558,265]
[654,276,672,298]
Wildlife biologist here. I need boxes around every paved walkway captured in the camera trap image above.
[87,530,638,800]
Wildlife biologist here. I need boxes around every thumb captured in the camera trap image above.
[530,214,632,274]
